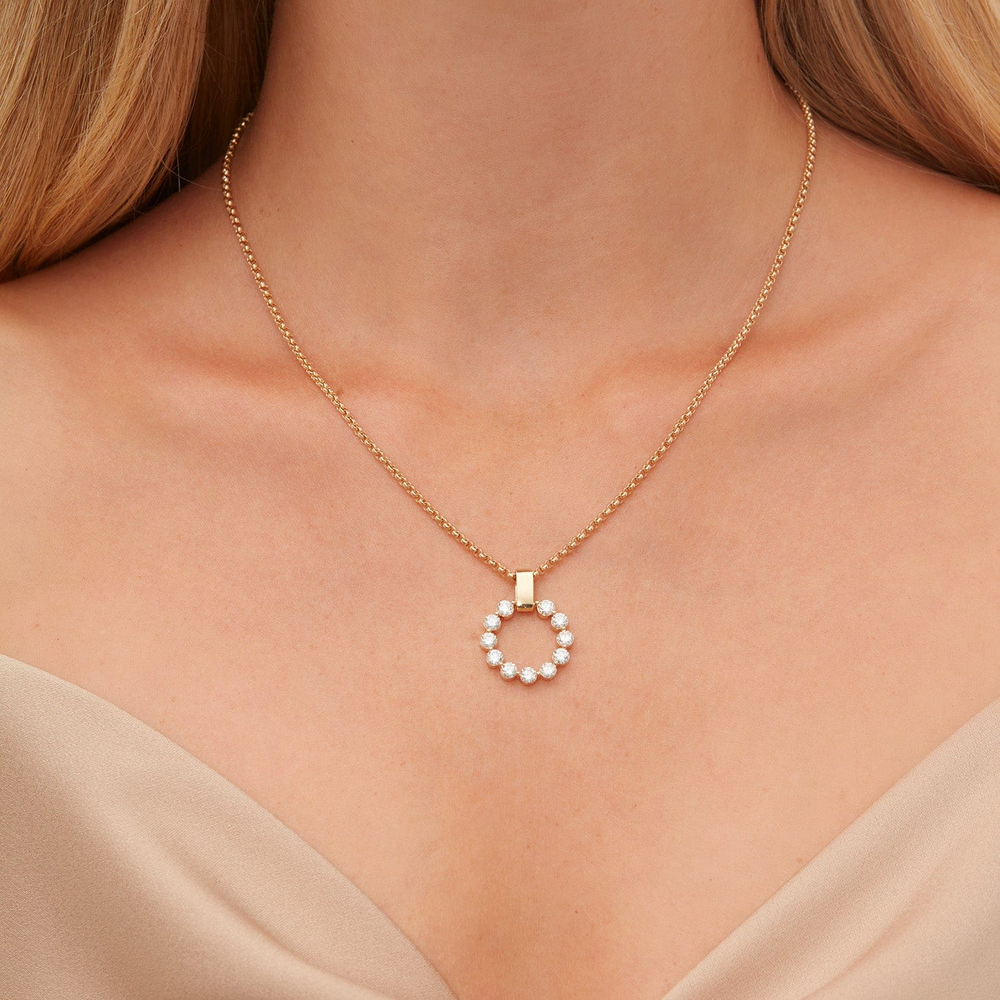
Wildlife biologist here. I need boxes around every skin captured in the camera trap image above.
[1,2,998,998]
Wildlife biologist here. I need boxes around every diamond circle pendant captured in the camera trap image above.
[478,570,574,685]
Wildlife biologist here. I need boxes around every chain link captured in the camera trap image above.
[221,94,816,582]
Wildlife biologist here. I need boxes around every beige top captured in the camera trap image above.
[1,650,998,1000]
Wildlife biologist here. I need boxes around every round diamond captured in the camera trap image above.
[481,596,577,687]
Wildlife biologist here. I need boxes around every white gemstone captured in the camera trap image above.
[483,598,576,685]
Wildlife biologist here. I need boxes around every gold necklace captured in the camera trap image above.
[222,93,816,687]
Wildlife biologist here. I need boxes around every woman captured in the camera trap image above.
[0,1,997,997]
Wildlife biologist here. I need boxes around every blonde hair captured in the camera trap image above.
[1,0,998,278]
[758,0,1000,191]
[0,0,271,279]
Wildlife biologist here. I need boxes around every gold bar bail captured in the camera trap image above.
[514,571,535,612]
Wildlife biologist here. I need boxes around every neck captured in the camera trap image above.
[234,1,811,371]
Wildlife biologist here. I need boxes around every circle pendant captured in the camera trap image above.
[479,597,574,685]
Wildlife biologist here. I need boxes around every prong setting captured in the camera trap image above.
[479,595,575,685]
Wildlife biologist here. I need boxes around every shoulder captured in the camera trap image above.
[777,123,1000,430]
[0,173,284,449]
[824,122,1000,334]
[0,174,286,579]
[757,126,1000,701]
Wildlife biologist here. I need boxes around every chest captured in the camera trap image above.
[6,385,996,999]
